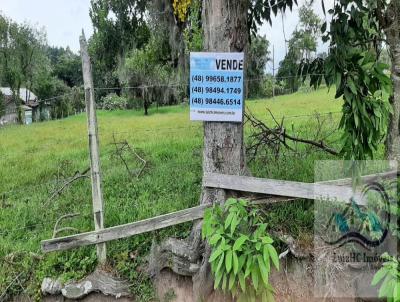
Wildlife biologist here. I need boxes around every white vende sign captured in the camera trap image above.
[190,52,244,122]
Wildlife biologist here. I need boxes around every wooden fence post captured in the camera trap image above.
[80,30,107,264]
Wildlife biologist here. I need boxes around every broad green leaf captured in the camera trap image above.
[245,255,253,278]
[233,235,248,251]
[348,77,357,94]
[258,255,270,287]
[222,274,227,291]
[216,252,225,273]
[230,214,240,236]
[214,271,223,289]
[209,233,221,245]
[209,244,224,263]
[233,251,239,275]
[251,264,259,291]
[238,254,246,272]
[239,272,246,292]
[226,250,233,273]
[372,267,388,286]
[225,198,237,207]
[263,244,269,265]
[262,236,273,244]
[228,272,235,290]
[225,212,234,230]
[267,244,280,271]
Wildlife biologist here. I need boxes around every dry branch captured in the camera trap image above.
[52,213,80,239]
[111,133,147,178]
[245,109,339,159]
[45,167,90,205]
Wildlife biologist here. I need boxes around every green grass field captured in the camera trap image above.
[0,88,345,300]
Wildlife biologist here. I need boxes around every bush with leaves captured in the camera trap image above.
[202,198,279,302]
[100,93,128,111]
[371,253,399,301]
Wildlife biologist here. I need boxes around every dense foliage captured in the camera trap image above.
[277,2,322,92]
[299,0,392,161]
[203,198,279,301]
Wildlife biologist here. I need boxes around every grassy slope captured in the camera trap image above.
[0,88,343,299]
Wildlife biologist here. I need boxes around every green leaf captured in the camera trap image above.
[209,244,224,263]
[348,77,357,94]
[245,255,253,278]
[238,254,246,272]
[371,267,388,286]
[233,251,239,275]
[267,244,280,271]
[233,235,248,251]
[209,233,221,245]
[225,198,237,207]
[216,252,225,273]
[257,255,270,287]
[222,273,227,291]
[228,272,235,290]
[239,272,246,293]
[263,244,269,264]
[214,271,224,289]
[251,264,259,291]
[230,214,239,236]
[225,212,234,230]
[225,250,233,273]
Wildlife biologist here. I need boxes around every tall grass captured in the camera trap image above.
[0,88,350,300]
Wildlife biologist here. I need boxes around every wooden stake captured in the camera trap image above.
[80,30,106,264]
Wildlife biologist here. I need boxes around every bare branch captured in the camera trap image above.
[245,109,339,160]
[52,213,80,239]
[45,168,90,205]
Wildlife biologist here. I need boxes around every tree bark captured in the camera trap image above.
[148,1,249,301]
[385,0,400,163]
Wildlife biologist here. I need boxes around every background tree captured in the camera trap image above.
[47,46,83,87]
[0,91,5,117]
[0,15,46,123]
[89,0,149,92]
[376,0,400,162]
[247,35,270,98]
[277,2,322,92]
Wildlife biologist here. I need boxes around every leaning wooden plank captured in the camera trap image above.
[203,173,365,205]
[42,204,210,253]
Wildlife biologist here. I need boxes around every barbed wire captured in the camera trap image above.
[27,73,329,103]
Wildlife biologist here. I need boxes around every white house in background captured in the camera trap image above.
[0,87,49,125]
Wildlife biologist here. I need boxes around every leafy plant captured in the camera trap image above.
[202,198,279,302]
[101,93,128,111]
[371,253,400,301]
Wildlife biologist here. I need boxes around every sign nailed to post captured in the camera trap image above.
[190,52,244,122]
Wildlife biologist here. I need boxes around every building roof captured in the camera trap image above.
[0,87,38,103]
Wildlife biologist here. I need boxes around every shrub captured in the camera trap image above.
[202,198,279,301]
[101,93,128,110]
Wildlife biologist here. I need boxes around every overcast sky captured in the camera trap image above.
[0,0,334,72]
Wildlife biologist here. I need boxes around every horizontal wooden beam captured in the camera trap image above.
[203,173,365,205]
[42,204,210,253]
[42,170,396,253]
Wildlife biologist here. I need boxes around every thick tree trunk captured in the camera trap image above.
[385,0,400,162]
[148,1,248,301]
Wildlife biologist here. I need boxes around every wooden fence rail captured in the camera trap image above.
[41,170,396,253]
